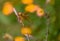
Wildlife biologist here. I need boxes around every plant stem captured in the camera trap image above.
[13,8,24,27]
[25,34,30,41]
[45,15,50,41]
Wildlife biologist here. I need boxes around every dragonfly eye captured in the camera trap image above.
[18,12,22,16]
[19,12,21,14]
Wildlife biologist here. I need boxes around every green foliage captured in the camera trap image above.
[0,0,60,41]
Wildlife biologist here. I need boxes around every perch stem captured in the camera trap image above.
[44,0,50,41]
[13,8,24,27]
[25,34,30,41]
[46,16,49,41]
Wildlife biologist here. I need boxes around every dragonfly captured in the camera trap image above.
[13,8,32,26]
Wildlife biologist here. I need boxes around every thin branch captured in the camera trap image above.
[43,0,51,41]
[45,14,50,41]
[42,13,49,41]
[25,34,30,41]
[13,8,18,17]
[13,8,24,27]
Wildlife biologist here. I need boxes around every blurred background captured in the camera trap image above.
[0,0,60,41]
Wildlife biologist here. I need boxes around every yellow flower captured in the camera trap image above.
[2,2,13,16]
[21,0,33,4]
[36,8,44,17]
[15,36,25,41]
[21,27,32,35]
[25,4,37,13]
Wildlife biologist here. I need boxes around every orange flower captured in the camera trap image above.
[21,0,33,4]
[36,8,44,17]
[2,2,13,16]
[25,4,38,13]
[21,27,32,35]
[15,36,25,41]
